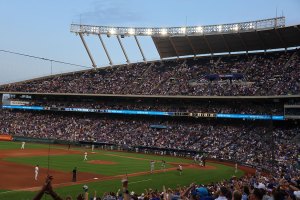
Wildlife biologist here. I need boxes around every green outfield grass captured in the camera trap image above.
[0,141,50,150]
[0,141,244,200]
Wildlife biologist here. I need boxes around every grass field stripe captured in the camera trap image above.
[129,179,152,185]
[0,190,18,195]
[103,153,170,163]
[103,153,191,166]
[103,153,151,161]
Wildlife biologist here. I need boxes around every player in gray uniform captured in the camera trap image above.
[177,165,183,175]
[150,160,155,174]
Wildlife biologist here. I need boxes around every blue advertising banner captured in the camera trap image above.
[1,105,285,120]
[216,113,284,120]
[2,105,44,110]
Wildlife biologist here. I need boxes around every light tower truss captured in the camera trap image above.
[70,17,285,68]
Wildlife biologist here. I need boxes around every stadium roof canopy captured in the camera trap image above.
[70,17,300,66]
[152,24,300,58]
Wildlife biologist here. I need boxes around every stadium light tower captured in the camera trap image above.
[70,17,285,68]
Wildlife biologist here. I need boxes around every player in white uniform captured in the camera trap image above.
[21,142,25,150]
[91,144,95,152]
[150,160,155,174]
[84,152,88,161]
[194,154,199,163]
[35,165,39,181]
[235,163,238,173]
[177,165,183,175]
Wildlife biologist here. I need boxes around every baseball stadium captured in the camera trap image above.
[0,1,300,200]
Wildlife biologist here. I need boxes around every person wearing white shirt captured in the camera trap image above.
[34,165,39,181]
[178,165,183,175]
[21,141,25,149]
[215,187,228,200]
[84,152,88,161]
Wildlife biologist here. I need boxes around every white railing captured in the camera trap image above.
[70,17,285,37]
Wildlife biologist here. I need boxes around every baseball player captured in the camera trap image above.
[161,160,166,171]
[194,154,199,163]
[235,163,238,173]
[202,156,206,167]
[84,152,88,161]
[21,141,26,150]
[150,160,155,174]
[177,165,183,175]
[35,165,39,181]
[72,167,77,182]
[91,144,95,152]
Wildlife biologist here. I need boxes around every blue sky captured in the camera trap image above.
[0,0,299,84]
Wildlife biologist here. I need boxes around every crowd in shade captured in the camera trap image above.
[0,109,298,175]
[0,49,299,96]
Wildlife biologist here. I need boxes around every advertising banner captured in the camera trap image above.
[0,134,13,141]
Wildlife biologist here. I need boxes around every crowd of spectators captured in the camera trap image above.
[0,109,298,174]
[0,50,299,96]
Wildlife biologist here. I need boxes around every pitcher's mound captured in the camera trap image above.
[88,160,117,165]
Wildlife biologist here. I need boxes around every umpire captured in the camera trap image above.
[72,167,77,182]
